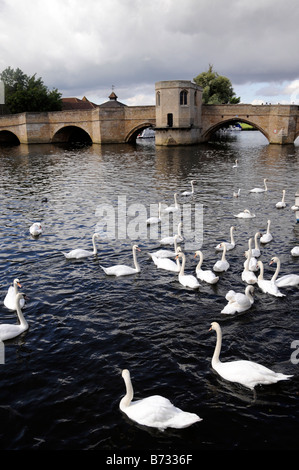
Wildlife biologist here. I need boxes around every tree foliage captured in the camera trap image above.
[0,66,62,113]
[194,65,240,104]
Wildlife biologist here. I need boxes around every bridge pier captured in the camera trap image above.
[267,105,298,144]
[154,81,204,146]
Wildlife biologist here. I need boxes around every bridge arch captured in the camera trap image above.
[125,123,155,143]
[202,117,269,142]
[0,130,20,145]
[52,125,92,144]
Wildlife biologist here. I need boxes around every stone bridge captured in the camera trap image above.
[0,81,298,146]
[0,99,156,145]
[201,103,299,144]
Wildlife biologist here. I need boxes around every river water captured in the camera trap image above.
[0,131,298,453]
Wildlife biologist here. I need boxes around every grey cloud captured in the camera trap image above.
[0,0,298,103]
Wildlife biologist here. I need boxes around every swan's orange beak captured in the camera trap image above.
[17,282,22,288]
[136,247,141,251]
[269,260,273,265]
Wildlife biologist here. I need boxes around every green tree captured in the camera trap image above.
[194,65,240,104]
[0,66,62,113]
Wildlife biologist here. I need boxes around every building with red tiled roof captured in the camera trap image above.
[61,96,98,110]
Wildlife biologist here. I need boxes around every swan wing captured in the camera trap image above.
[197,269,219,284]
[101,264,138,276]
[160,237,175,245]
[155,258,180,272]
[63,249,93,259]
[149,249,175,258]
[0,324,25,341]
[258,280,285,296]
[291,247,299,256]
[260,234,273,243]
[233,293,251,308]
[179,274,200,288]
[225,290,236,301]
[276,274,299,287]
[124,396,201,430]
[213,261,229,272]
[214,360,292,389]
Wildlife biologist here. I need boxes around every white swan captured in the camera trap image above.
[176,251,200,289]
[243,237,258,272]
[270,256,299,287]
[119,369,201,431]
[30,222,42,236]
[291,246,299,257]
[160,222,183,245]
[221,285,254,314]
[260,219,273,244]
[63,233,100,259]
[249,178,268,193]
[209,322,292,390]
[4,278,25,311]
[146,202,162,225]
[213,243,229,272]
[195,251,219,284]
[152,254,180,272]
[148,235,179,259]
[100,244,141,276]
[245,232,261,258]
[181,180,195,196]
[291,205,299,211]
[0,293,29,341]
[276,189,286,208]
[257,260,285,297]
[234,209,256,218]
[242,239,257,284]
[233,188,241,197]
[164,193,179,213]
[215,226,236,251]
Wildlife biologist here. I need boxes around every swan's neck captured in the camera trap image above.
[179,254,186,276]
[14,281,19,295]
[258,261,264,280]
[177,224,182,237]
[158,203,161,218]
[174,236,178,252]
[212,325,222,366]
[92,234,98,254]
[196,253,203,270]
[230,227,235,244]
[254,232,260,249]
[133,248,140,271]
[245,239,252,270]
[264,180,268,190]
[191,181,194,193]
[245,287,254,303]
[16,297,28,329]
[221,245,227,261]
[281,191,285,202]
[120,375,133,410]
[271,259,280,282]
[267,220,271,234]
[174,194,178,208]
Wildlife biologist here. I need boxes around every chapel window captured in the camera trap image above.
[180,90,188,105]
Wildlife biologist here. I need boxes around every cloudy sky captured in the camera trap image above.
[1,0,299,106]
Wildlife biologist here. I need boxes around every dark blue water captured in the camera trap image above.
[0,131,298,453]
